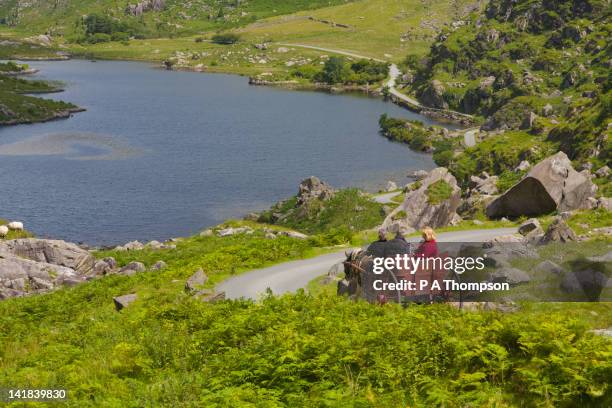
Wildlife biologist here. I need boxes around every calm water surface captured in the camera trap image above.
[0,60,440,245]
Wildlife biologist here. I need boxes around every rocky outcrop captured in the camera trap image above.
[486,152,596,218]
[418,80,448,109]
[386,167,461,229]
[0,238,102,299]
[126,0,165,16]
[0,238,95,275]
[297,176,335,205]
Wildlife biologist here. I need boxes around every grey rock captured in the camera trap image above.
[520,111,537,129]
[539,217,577,244]
[199,229,214,237]
[535,260,564,277]
[518,218,542,236]
[386,167,461,230]
[297,176,335,205]
[113,293,137,311]
[595,165,610,178]
[93,259,114,275]
[264,232,277,239]
[217,227,253,237]
[119,262,146,276]
[469,174,498,195]
[542,104,553,117]
[278,230,309,240]
[0,238,95,275]
[185,268,208,292]
[409,170,429,180]
[151,260,167,271]
[490,267,531,285]
[195,291,226,303]
[487,152,596,218]
[514,160,531,172]
[386,181,398,192]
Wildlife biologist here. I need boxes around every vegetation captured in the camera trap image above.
[0,73,80,125]
[378,113,442,151]
[258,188,384,238]
[382,0,611,192]
[211,32,241,45]
[1,282,610,406]
[426,180,454,204]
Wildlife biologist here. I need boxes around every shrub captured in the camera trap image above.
[87,33,111,44]
[211,33,240,44]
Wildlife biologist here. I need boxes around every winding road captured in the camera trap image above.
[217,227,517,300]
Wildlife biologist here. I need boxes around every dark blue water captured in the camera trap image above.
[0,60,438,245]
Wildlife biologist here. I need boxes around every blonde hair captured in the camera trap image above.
[421,227,436,242]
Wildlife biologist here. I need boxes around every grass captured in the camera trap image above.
[1,284,610,406]
[94,221,348,288]
[259,188,385,236]
[426,179,453,204]
[0,218,32,240]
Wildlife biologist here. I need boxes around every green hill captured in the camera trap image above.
[386,0,611,190]
[0,0,358,38]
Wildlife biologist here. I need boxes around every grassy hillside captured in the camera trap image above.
[0,0,358,38]
[380,0,610,188]
[1,267,611,405]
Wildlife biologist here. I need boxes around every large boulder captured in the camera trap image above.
[0,238,95,275]
[386,167,461,229]
[486,152,596,218]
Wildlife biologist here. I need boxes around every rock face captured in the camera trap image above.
[0,238,101,299]
[0,238,95,275]
[126,0,165,16]
[386,167,461,229]
[486,152,596,218]
[297,176,335,205]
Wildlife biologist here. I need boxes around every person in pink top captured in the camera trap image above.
[415,226,438,258]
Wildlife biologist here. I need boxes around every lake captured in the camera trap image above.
[0,60,441,245]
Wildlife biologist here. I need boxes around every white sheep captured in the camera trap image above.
[7,221,24,231]
[0,225,8,237]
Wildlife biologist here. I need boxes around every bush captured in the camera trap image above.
[211,33,240,44]
[87,33,111,44]
[194,37,204,43]
[111,32,130,42]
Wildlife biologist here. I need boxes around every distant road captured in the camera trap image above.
[217,227,517,299]
[372,191,402,204]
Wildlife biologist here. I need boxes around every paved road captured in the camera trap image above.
[372,191,402,204]
[464,129,477,147]
[386,63,422,107]
[217,227,517,299]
